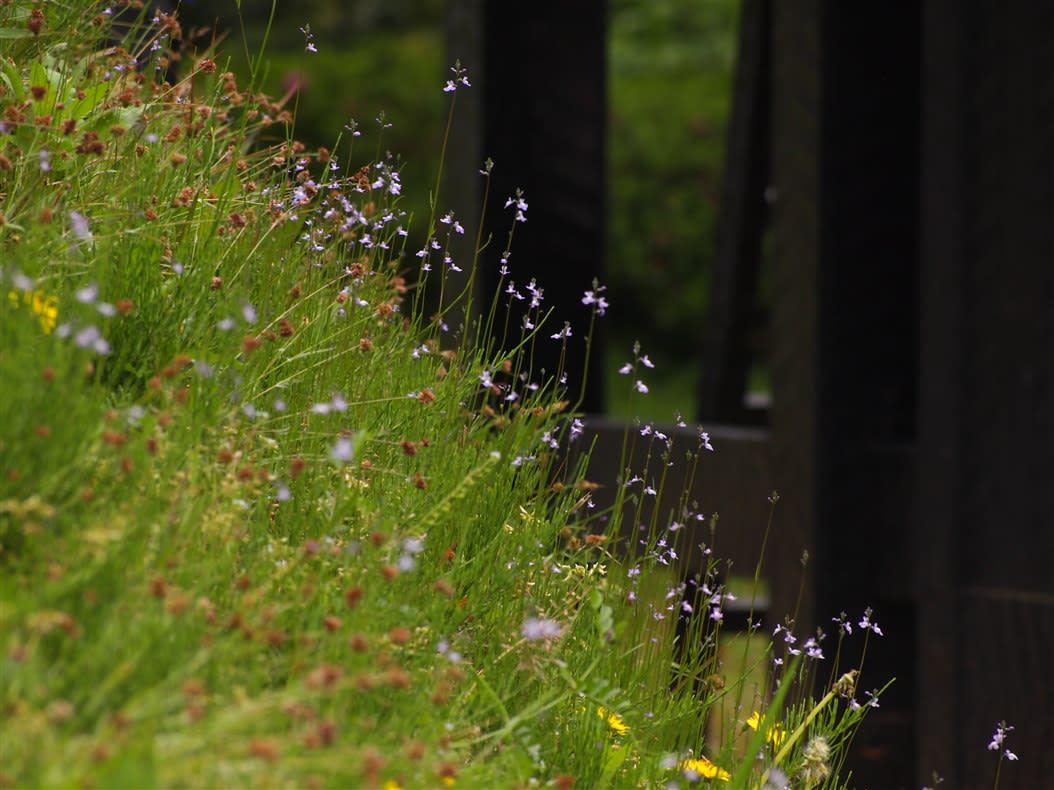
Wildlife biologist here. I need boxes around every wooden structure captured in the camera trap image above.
[446,1,1054,787]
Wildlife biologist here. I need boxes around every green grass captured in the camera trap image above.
[0,4,884,788]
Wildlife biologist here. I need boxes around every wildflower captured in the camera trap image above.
[331,437,355,463]
[505,190,528,222]
[525,278,544,308]
[698,429,714,451]
[634,380,648,394]
[761,767,790,790]
[550,321,572,340]
[443,60,471,92]
[618,362,632,375]
[11,289,59,334]
[68,211,92,241]
[680,756,730,781]
[746,712,787,747]
[832,611,853,635]
[74,325,110,354]
[521,616,562,641]
[300,25,317,53]
[803,636,825,660]
[569,418,585,442]
[439,211,465,234]
[597,706,628,735]
[581,282,609,315]
[988,721,1017,760]
[858,607,883,635]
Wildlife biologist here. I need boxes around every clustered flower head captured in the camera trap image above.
[798,735,831,789]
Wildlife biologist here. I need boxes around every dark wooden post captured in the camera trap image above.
[769,3,921,784]
[697,0,771,427]
[916,1,967,783]
[766,0,822,649]
[918,2,1054,786]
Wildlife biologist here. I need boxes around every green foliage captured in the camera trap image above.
[607,0,740,409]
[0,3,883,788]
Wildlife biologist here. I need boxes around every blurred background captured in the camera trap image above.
[178,0,744,422]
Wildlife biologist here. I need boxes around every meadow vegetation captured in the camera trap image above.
[1,3,889,788]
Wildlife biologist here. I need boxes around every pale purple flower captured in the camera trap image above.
[988,722,1014,754]
[330,436,355,462]
[505,191,528,222]
[804,637,825,660]
[521,616,562,641]
[74,325,110,354]
[69,211,92,241]
[12,272,34,291]
[581,283,609,316]
[859,607,883,636]
[569,418,585,442]
[550,322,572,340]
[634,380,648,394]
[76,283,99,304]
[443,60,471,92]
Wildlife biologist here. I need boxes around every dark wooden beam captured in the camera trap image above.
[916,2,967,784]
[697,0,771,426]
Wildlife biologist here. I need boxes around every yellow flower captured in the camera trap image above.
[746,711,786,747]
[680,757,730,781]
[9,289,58,334]
[597,705,628,735]
[382,782,403,790]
